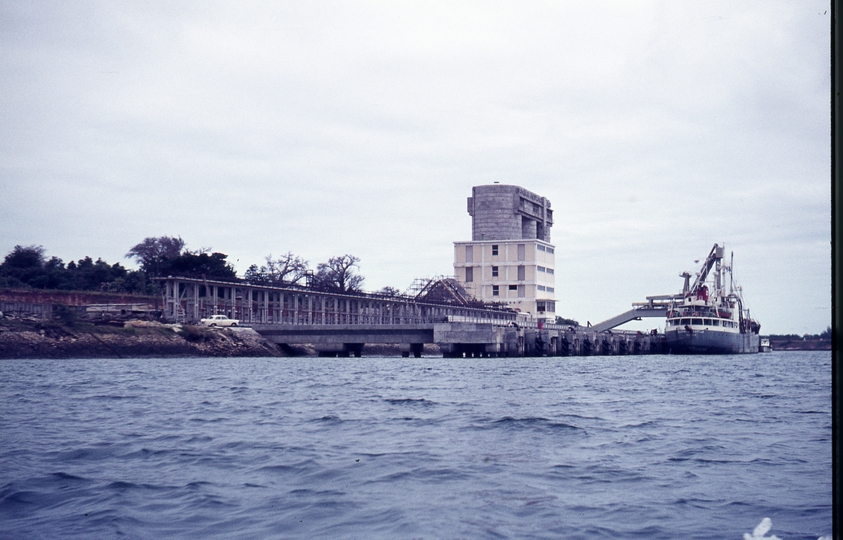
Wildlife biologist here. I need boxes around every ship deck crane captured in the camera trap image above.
[689,244,725,296]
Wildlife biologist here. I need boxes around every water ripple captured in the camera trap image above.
[0,353,831,539]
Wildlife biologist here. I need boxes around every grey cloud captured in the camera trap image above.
[0,0,830,334]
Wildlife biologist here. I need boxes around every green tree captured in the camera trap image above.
[555,316,580,327]
[244,264,266,283]
[159,251,237,279]
[244,253,309,285]
[377,286,402,297]
[0,245,46,288]
[311,254,364,293]
[3,245,45,268]
[0,245,151,293]
[126,236,185,276]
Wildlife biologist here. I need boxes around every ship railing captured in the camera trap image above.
[631,295,682,310]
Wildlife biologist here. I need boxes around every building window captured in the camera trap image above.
[546,268,554,275]
[538,285,545,291]
[509,285,517,291]
[517,244,525,261]
[538,245,546,252]
[492,245,498,256]
[517,285,525,298]
[547,247,554,254]
[492,285,499,296]
[537,266,546,272]
[517,266,525,281]
[465,267,473,282]
[537,301,546,312]
[492,266,499,277]
[465,245,473,263]
[546,287,554,293]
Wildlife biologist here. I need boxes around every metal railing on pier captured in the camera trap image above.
[157,276,517,326]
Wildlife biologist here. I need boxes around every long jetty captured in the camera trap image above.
[158,276,667,357]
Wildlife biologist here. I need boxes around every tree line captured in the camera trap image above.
[0,236,366,295]
[767,328,831,340]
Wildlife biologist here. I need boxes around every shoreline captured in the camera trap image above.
[0,318,830,359]
[0,319,287,359]
[0,319,434,359]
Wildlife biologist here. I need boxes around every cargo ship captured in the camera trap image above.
[664,244,760,354]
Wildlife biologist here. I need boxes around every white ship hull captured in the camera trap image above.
[665,326,759,354]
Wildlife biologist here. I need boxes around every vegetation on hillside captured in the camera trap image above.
[0,238,238,294]
[0,245,151,293]
[0,238,365,297]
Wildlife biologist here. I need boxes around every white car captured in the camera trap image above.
[200,314,240,327]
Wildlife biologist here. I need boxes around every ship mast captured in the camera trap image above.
[728,251,734,295]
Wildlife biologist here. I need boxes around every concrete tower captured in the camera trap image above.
[467,184,553,242]
[454,184,556,321]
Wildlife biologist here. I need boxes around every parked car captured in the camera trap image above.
[200,314,239,327]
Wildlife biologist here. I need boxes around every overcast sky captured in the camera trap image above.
[1,1,830,335]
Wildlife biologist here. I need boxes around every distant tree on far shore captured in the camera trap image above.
[766,328,831,340]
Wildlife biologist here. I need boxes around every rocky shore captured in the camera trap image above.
[0,319,290,359]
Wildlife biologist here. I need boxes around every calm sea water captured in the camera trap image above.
[0,351,831,540]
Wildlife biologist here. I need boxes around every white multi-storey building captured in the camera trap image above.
[453,184,556,321]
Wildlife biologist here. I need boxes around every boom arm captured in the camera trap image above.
[689,244,723,295]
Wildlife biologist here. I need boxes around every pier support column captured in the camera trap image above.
[192,283,200,322]
[343,343,364,358]
[401,343,424,358]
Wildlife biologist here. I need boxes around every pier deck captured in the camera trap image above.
[158,276,666,357]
